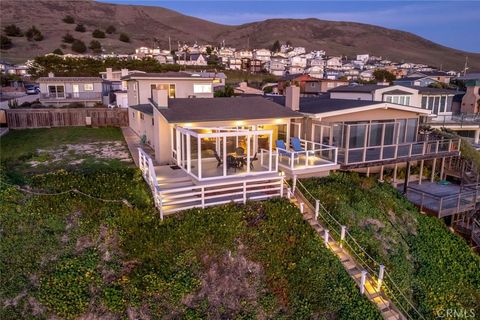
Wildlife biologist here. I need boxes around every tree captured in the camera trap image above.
[92,29,105,38]
[206,46,213,55]
[0,35,13,50]
[214,85,235,97]
[105,25,116,34]
[25,26,43,41]
[89,40,102,53]
[4,24,23,37]
[63,15,75,24]
[52,48,64,55]
[62,33,75,43]
[75,24,86,32]
[119,33,130,43]
[373,69,396,83]
[271,40,281,53]
[71,39,87,53]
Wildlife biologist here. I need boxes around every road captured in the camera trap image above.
[0,93,40,109]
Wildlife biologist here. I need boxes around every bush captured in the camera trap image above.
[0,35,13,50]
[74,24,86,32]
[62,33,75,43]
[64,102,85,108]
[71,39,87,53]
[62,15,75,24]
[4,24,23,37]
[52,48,64,55]
[89,40,102,53]
[105,25,116,34]
[119,33,129,43]
[25,26,43,41]
[92,29,105,38]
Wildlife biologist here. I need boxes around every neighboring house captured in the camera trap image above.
[38,73,110,107]
[253,48,271,62]
[318,79,349,93]
[192,71,227,90]
[235,49,253,59]
[177,53,207,66]
[277,74,321,95]
[305,66,324,79]
[394,76,439,87]
[461,79,480,114]
[228,58,242,70]
[249,59,263,73]
[99,68,146,108]
[325,57,342,69]
[122,72,215,106]
[408,71,453,84]
[269,58,286,77]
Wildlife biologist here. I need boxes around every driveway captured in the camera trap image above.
[0,93,40,109]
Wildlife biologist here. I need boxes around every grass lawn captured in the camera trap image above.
[301,173,480,319]
[0,128,379,319]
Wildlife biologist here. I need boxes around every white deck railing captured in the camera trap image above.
[138,148,284,219]
[277,139,338,171]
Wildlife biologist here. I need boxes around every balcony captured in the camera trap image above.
[276,138,339,175]
[428,113,480,126]
[40,92,102,101]
[338,139,461,168]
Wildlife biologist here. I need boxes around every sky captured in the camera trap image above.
[100,1,480,53]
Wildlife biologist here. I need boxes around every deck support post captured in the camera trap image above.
[360,271,367,294]
[440,157,445,180]
[324,229,329,246]
[393,164,398,183]
[431,158,437,182]
[299,202,304,214]
[379,166,384,182]
[292,174,297,193]
[366,167,370,177]
[403,161,411,194]
[315,199,320,220]
[419,160,424,185]
[377,265,385,291]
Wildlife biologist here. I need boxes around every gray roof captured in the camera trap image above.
[411,71,451,77]
[37,76,103,82]
[130,104,153,115]
[405,86,460,95]
[122,71,212,80]
[157,97,302,123]
[328,84,387,93]
[394,76,427,82]
[296,98,385,114]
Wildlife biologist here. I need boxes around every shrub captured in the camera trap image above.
[52,48,64,55]
[89,40,102,53]
[0,35,13,50]
[62,15,75,24]
[62,33,75,43]
[64,102,85,108]
[4,24,23,37]
[75,24,86,32]
[119,33,129,43]
[105,25,116,34]
[25,26,43,41]
[71,39,87,53]
[92,29,105,38]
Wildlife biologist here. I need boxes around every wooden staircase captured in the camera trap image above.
[288,192,407,320]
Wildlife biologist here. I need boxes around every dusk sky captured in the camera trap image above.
[100,0,480,53]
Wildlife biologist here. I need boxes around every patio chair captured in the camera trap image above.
[226,155,240,172]
[235,147,245,156]
[276,140,289,156]
[213,149,222,167]
[290,137,304,152]
[250,152,258,170]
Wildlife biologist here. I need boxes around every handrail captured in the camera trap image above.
[294,178,425,320]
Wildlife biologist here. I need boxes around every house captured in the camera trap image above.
[177,53,207,66]
[461,79,480,114]
[394,76,439,87]
[235,49,253,60]
[325,57,342,69]
[408,71,453,84]
[249,59,263,73]
[228,58,242,70]
[277,74,321,95]
[269,57,287,76]
[253,49,271,62]
[99,68,146,108]
[122,72,216,107]
[290,55,307,68]
[38,73,110,107]
[318,79,349,93]
[288,66,305,75]
[305,66,324,79]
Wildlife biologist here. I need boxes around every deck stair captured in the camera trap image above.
[285,178,427,320]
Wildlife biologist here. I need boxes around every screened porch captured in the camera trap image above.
[173,126,279,181]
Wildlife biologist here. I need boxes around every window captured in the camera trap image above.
[440,96,446,113]
[84,83,94,91]
[140,113,144,120]
[193,84,212,94]
[151,83,176,98]
[405,96,410,106]
[48,85,65,98]
[421,96,427,108]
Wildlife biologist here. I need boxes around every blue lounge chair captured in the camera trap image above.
[290,137,304,152]
[276,140,289,156]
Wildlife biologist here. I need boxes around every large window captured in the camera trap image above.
[84,83,94,91]
[48,85,65,98]
[151,83,176,99]
[384,95,410,106]
[193,84,212,94]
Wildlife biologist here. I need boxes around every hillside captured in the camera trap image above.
[1,0,479,70]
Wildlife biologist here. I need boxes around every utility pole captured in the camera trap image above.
[463,56,469,76]
[168,36,171,52]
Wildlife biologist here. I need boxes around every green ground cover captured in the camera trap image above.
[301,173,480,319]
[0,128,379,319]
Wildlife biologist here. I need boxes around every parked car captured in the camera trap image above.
[25,84,40,95]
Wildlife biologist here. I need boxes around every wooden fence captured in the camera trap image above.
[5,108,129,129]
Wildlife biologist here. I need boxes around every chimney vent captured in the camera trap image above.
[285,86,300,111]
[48,72,54,78]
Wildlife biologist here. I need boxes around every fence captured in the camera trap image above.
[5,108,128,129]
[290,177,425,320]
[138,148,284,219]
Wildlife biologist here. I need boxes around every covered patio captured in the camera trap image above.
[173,126,279,181]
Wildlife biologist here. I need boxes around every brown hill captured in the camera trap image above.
[1,0,479,71]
